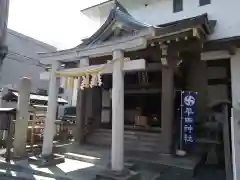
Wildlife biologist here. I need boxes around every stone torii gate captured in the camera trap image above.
[60,57,145,171]
[39,33,152,172]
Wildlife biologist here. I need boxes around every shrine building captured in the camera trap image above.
[39,1,240,179]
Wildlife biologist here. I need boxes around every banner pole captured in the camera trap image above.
[179,90,183,150]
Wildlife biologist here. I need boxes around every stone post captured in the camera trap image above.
[13,77,31,157]
[42,61,60,156]
[111,50,124,172]
[161,67,174,154]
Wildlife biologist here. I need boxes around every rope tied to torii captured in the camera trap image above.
[56,57,130,90]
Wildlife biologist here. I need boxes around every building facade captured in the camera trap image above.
[1,29,56,92]
[39,0,240,179]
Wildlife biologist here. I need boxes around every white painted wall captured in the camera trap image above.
[86,0,240,40]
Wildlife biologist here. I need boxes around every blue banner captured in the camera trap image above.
[181,91,198,145]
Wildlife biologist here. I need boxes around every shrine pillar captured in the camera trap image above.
[161,67,175,154]
[111,50,124,172]
[42,61,60,156]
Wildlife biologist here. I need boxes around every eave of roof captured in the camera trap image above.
[3,91,67,104]
[155,13,215,37]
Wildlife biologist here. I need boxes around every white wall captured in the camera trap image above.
[95,0,240,40]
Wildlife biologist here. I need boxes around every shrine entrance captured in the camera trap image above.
[100,70,163,132]
[99,69,183,134]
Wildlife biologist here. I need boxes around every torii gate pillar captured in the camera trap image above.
[42,61,60,157]
[111,50,124,172]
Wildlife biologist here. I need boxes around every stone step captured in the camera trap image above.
[86,141,160,152]
[94,129,161,138]
[86,129,161,152]
[125,153,202,178]
[89,129,160,141]
[87,137,160,148]
[90,133,160,143]
[87,134,160,144]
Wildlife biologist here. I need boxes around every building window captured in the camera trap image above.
[173,0,183,13]
[199,0,211,6]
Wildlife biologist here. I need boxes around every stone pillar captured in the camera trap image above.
[111,50,124,172]
[230,51,240,180]
[13,77,31,157]
[42,61,60,156]
[74,57,89,143]
[161,67,174,154]
[101,89,111,123]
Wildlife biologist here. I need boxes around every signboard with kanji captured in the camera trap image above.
[181,91,198,145]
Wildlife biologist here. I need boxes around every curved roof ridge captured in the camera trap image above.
[78,1,149,47]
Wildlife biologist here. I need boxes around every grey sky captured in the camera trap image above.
[8,0,105,50]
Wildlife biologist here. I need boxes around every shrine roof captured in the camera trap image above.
[78,0,214,48]
[156,13,215,35]
[2,91,68,104]
[38,7,215,63]
[79,1,149,47]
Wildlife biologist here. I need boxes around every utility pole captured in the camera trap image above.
[0,0,9,65]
